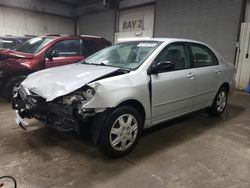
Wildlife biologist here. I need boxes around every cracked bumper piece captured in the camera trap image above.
[15,110,28,130]
[13,92,95,133]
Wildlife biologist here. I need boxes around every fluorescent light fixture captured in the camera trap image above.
[29,37,42,44]
[2,40,14,43]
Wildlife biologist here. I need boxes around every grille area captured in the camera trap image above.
[19,86,28,100]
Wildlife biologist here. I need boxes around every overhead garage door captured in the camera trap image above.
[154,0,243,63]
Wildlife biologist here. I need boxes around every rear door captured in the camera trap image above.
[82,39,99,57]
[188,43,222,109]
[45,39,84,68]
[151,42,196,124]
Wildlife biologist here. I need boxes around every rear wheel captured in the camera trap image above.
[207,86,228,117]
[97,106,142,158]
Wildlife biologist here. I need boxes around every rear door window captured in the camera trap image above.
[189,43,219,68]
[82,40,98,57]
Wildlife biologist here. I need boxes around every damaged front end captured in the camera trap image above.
[13,85,97,133]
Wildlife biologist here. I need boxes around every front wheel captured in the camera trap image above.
[207,86,228,117]
[3,76,26,102]
[97,106,143,158]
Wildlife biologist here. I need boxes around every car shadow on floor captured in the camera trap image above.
[5,103,245,186]
[21,103,245,159]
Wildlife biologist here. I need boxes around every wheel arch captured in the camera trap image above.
[117,99,146,126]
[220,82,230,93]
[2,72,30,100]
[5,74,28,89]
[4,70,31,88]
[91,99,146,145]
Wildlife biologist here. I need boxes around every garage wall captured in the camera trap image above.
[78,11,115,43]
[154,0,243,62]
[0,6,74,36]
[245,0,250,21]
[115,5,155,43]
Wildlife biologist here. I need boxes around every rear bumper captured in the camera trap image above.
[13,88,95,133]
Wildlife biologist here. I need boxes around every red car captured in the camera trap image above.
[0,35,111,100]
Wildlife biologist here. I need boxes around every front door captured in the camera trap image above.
[45,39,84,68]
[151,43,196,124]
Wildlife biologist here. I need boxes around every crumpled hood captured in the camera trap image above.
[0,49,34,59]
[21,63,120,101]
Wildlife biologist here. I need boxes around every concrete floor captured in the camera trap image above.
[0,91,250,188]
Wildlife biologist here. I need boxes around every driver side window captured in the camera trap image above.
[155,43,188,71]
[49,39,81,57]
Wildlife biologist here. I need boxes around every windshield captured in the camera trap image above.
[13,37,53,54]
[82,41,161,70]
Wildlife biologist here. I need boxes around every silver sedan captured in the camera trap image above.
[13,38,235,157]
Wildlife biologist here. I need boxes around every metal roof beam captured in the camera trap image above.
[0,0,75,18]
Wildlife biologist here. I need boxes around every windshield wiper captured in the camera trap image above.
[82,62,109,66]
[81,61,131,72]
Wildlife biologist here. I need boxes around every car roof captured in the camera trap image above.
[43,34,103,40]
[118,37,207,45]
[118,38,222,60]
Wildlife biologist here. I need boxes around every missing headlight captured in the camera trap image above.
[63,85,95,107]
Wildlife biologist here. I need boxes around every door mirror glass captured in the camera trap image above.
[47,50,59,59]
[148,61,175,75]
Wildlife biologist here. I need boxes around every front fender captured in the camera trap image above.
[83,73,151,121]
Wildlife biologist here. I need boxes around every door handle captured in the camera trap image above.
[215,69,222,74]
[187,73,195,79]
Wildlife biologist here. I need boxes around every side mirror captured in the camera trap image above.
[47,50,59,59]
[147,61,175,75]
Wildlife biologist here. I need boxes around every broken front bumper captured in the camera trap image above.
[15,110,28,130]
[13,87,95,133]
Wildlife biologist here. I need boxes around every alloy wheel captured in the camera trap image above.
[216,90,227,112]
[109,114,138,151]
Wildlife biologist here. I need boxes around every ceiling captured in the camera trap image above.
[55,0,102,8]
[53,0,117,17]
[0,0,118,18]
[0,0,120,18]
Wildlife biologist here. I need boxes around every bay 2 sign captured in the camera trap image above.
[122,19,144,31]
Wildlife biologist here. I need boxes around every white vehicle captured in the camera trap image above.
[13,38,235,157]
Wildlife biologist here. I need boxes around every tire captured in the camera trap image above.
[207,86,228,117]
[3,76,26,102]
[96,106,143,158]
